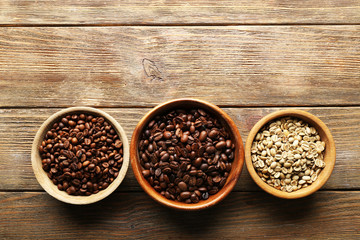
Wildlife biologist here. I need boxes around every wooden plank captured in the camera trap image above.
[0,107,359,191]
[0,191,359,239]
[0,26,359,107]
[0,1,359,25]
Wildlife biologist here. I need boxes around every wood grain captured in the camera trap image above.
[0,1,359,25]
[0,26,359,107]
[0,191,359,239]
[0,107,359,191]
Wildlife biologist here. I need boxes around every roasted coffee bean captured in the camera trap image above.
[208,130,219,139]
[160,153,170,162]
[180,191,191,199]
[142,170,151,178]
[193,157,203,168]
[153,132,163,141]
[190,193,199,203]
[206,146,216,154]
[215,141,226,150]
[180,134,189,143]
[40,113,123,196]
[138,108,234,203]
[178,181,187,191]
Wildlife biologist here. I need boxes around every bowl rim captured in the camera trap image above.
[31,107,130,205]
[130,98,244,210]
[245,109,336,199]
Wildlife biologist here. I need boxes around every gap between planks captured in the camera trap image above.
[1,105,360,110]
[1,189,359,193]
[1,23,360,28]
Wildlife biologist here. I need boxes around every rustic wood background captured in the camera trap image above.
[0,1,359,239]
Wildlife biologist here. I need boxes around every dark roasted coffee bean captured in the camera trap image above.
[199,131,207,141]
[196,178,204,186]
[193,157,203,168]
[66,186,76,195]
[148,144,154,153]
[191,193,199,203]
[189,177,196,186]
[160,153,170,162]
[208,130,219,139]
[226,140,232,148]
[142,170,151,178]
[180,191,191,199]
[83,160,90,167]
[209,187,218,195]
[182,174,190,183]
[212,175,222,183]
[178,181,187,192]
[68,120,76,127]
[215,141,226,150]
[206,146,216,154]
[64,140,70,149]
[180,134,189,143]
[154,132,163,141]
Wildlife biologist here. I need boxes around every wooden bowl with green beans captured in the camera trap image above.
[245,109,336,199]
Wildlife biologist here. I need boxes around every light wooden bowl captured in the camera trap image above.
[131,98,244,210]
[245,109,336,199]
[31,107,129,204]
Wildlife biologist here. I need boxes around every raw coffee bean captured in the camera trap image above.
[40,113,123,196]
[138,108,234,204]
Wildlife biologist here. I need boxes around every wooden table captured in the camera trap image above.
[1,1,359,239]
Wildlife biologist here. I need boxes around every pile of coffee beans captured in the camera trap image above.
[138,108,234,203]
[39,113,123,196]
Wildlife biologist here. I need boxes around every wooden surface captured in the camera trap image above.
[1,192,359,239]
[0,1,359,239]
[0,26,359,107]
[0,1,360,25]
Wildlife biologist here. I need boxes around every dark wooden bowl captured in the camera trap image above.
[131,98,244,210]
[245,109,336,199]
[31,107,130,204]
